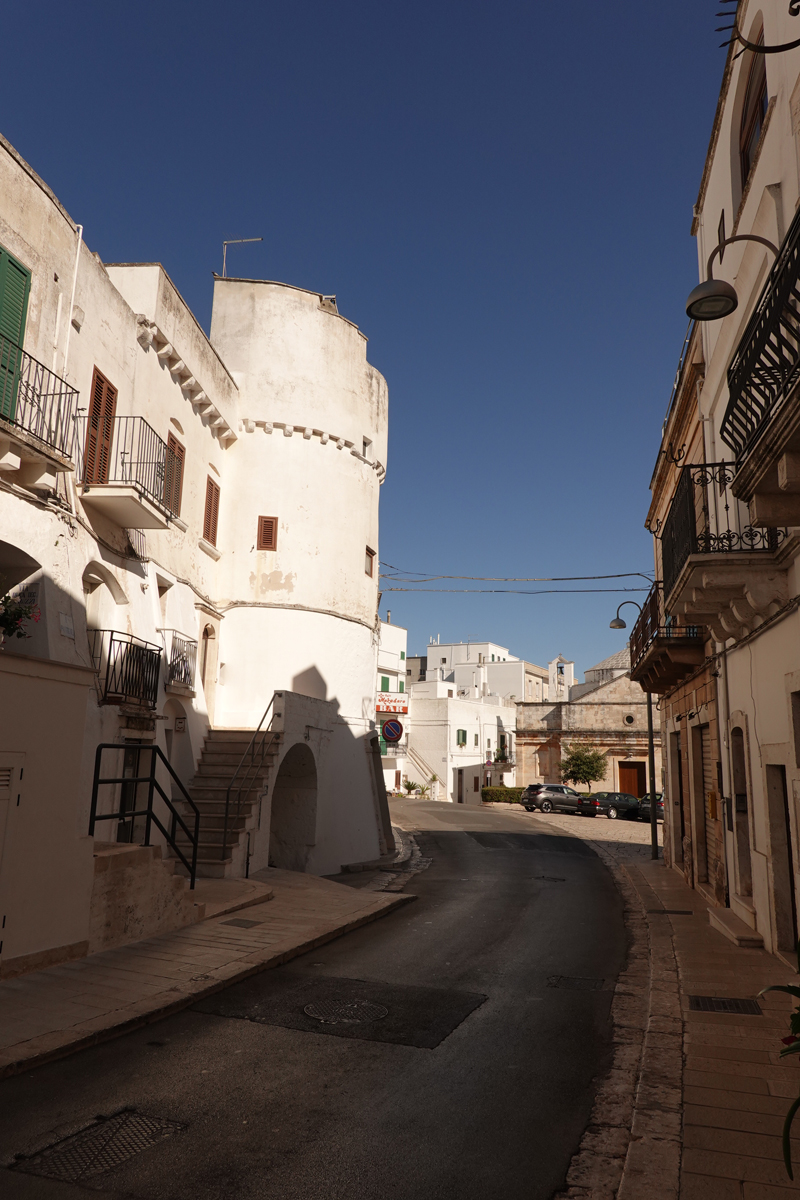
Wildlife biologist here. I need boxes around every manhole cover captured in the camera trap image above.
[12,1110,183,1182]
[688,995,762,1015]
[547,976,604,991]
[303,999,389,1025]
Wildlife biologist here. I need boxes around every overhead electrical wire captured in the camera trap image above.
[378,561,653,594]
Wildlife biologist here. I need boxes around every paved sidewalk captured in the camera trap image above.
[0,868,413,1080]
[471,803,800,1195]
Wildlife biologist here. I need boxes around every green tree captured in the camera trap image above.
[560,746,607,791]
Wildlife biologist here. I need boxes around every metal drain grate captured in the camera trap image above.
[547,976,604,991]
[12,1110,184,1183]
[222,918,263,928]
[688,995,762,1015]
[303,999,389,1025]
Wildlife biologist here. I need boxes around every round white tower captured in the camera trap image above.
[209,278,387,729]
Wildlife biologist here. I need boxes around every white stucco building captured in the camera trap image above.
[0,133,393,977]
[376,616,409,792]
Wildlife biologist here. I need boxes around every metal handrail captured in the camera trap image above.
[0,332,79,459]
[89,743,200,888]
[221,693,280,862]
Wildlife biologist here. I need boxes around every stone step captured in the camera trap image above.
[191,769,273,787]
[184,802,257,818]
[189,786,267,804]
[177,830,244,849]
[197,750,278,768]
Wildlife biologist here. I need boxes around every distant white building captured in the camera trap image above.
[376,616,409,792]
[422,638,549,702]
[407,679,516,804]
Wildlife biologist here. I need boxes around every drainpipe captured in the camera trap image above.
[718,642,734,906]
[62,224,83,380]
[61,224,82,518]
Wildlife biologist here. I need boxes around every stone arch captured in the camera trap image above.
[269,742,318,871]
[0,540,41,591]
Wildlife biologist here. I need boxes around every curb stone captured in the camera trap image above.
[554,842,682,1200]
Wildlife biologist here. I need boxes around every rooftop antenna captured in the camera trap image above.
[222,237,263,279]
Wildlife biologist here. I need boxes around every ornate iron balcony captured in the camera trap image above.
[75,415,181,520]
[629,582,705,694]
[88,628,162,709]
[0,333,79,460]
[721,203,800,460]
[661,462,785,601]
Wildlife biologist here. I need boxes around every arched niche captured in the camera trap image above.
[82,561,128,629]
[269,743,318,871]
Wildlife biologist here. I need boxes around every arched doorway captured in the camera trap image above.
[269,743,318,871]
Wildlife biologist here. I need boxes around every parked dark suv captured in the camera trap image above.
[522,784,600,816]
[638,793,664,822]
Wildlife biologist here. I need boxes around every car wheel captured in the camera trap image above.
[607,806,619,820]
[523,806,534,812]
[540,800,553,813]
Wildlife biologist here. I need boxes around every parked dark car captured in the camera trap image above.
[522,784,600,816]
[638,793,664,822]
[593,792,641,820]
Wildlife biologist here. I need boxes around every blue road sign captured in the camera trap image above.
[382,719,403,743]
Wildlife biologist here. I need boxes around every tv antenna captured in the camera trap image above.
[222,237,263,278]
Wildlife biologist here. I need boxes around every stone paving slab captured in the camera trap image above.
[0,867,414,1080]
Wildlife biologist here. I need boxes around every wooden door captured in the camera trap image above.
[619,762,646,796]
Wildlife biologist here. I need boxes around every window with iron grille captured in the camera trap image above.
[164,432,184,517]
[257,515,278,550]
[203,477,220,546]
[84,368,117,484]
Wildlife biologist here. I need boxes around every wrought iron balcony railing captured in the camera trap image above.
[165,631,198,690]
[0,333,79,459]
[661,462,786,600]
[75,415,181,519]
[630,582,702,676]
[721,203,800,460]
[88,628,162,709]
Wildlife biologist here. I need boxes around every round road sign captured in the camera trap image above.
[382,719,403,743]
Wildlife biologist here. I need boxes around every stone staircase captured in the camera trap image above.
[173,728,281,879]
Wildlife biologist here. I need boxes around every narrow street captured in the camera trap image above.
[0,800,626,1200]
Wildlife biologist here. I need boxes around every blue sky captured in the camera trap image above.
[2,2,723,676]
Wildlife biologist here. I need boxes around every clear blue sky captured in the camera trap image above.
[3,1,723,677]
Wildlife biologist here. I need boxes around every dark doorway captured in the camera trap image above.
[269,743,318,871]
[731,727,753,898]
[766,764,798,953]
[457,770,463,804]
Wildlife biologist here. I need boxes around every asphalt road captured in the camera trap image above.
[0,800,626,1200]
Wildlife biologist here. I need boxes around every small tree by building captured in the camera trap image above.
[560,746,607,792]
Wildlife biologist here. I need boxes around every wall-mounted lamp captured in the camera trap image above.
[718,0,800,56]
[686,233,779,320]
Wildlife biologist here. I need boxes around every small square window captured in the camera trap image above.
[474,734,479,747]
[365,547,375,577]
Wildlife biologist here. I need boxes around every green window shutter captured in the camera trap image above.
[399,680,404,693]
[0,245,31,421]
[400,651,405,660]
[381,676,389,691]
[379,738,388,755]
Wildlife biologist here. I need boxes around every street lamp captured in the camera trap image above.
[610,601,659,861]
[686,234,779,321]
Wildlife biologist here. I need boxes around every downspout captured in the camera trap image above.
[62,224,83,518]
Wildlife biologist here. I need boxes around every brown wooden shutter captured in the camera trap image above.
[84,368,117,484]
[257,515,277,550]
[164,432,185,516]
[203,477,220,546]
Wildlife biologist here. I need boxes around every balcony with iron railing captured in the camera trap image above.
[0,334,79,486]
[88,628,162,709]
[75,415,181,529]
[660,462,788,642]
[720,203,800,524]
[629,582,705,694]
